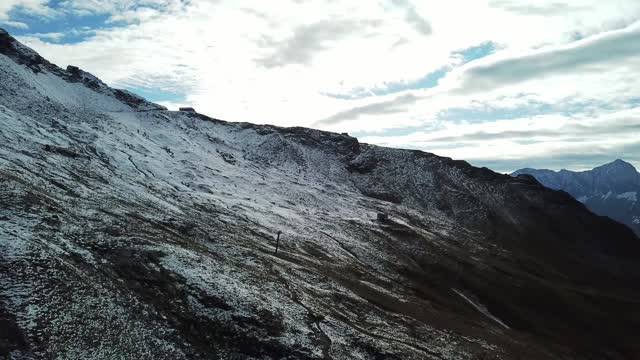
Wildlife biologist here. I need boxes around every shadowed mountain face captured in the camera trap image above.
[1,28,640,360]
[513,160,640,236]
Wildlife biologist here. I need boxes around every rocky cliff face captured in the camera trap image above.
[513,160,640,236]
[2,28,640,360]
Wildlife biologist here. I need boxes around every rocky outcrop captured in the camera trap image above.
[0,28,60,74]
[0,28,165,112]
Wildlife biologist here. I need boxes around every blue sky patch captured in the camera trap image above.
[4,0,149,44]
[453,41,496,64]
[324,42,497,101]
[127,86,185,104]
[372,67,448,96]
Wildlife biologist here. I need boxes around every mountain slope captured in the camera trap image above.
[513,160,640,235]
[2,28,640,359]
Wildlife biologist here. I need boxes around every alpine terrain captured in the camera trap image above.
[513,160,640,236]
[2,28,640,360]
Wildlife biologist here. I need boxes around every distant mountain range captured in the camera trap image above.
[513,159,640,235]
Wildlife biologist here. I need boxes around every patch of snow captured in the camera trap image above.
[452,288,510,330]
[616,192,637,202]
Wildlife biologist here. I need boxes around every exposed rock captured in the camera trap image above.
[0,28,54,73]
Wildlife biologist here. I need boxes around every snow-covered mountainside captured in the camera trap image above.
[2,28,640,359]
[513,160,640,236]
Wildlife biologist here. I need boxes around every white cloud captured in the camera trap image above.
[442,21,640,95]
[390,0,432,36]
[15,0,450,126]
[0,20,29,29]
[23,31,64,40]
[315,20,640,132]
[360,108,640,172]
[58,0,177,18]
[0,0,56,28]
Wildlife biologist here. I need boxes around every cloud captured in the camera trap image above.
[256,19,381,68]
[23,31,64,40]
[0,20,29,29]
[448,21,640,94]
[314,93,419,126]
[13,0,454,127]
[0,0,178,28]
[0,0,57,28]
[489,0,589,16]
[391,0,432,35]
[360,107,640,172]
[58,0,177,17]
[316,20,640,128]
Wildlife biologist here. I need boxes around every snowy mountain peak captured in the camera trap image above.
[513,160,640,235]
[0,27,51,72]
[591,159,640,189]
[594,159,638,176]
[0,29,165,112]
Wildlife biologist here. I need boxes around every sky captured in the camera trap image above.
[1,0,640,173]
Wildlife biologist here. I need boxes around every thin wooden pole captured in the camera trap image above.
[275,231,281,255]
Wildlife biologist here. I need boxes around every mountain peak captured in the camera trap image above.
[513,159,640,236]
[0,29,165,111]
[593,159,638,175]
[613,158,635,168]
[0,27,50,71]
[607,159,632,167]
